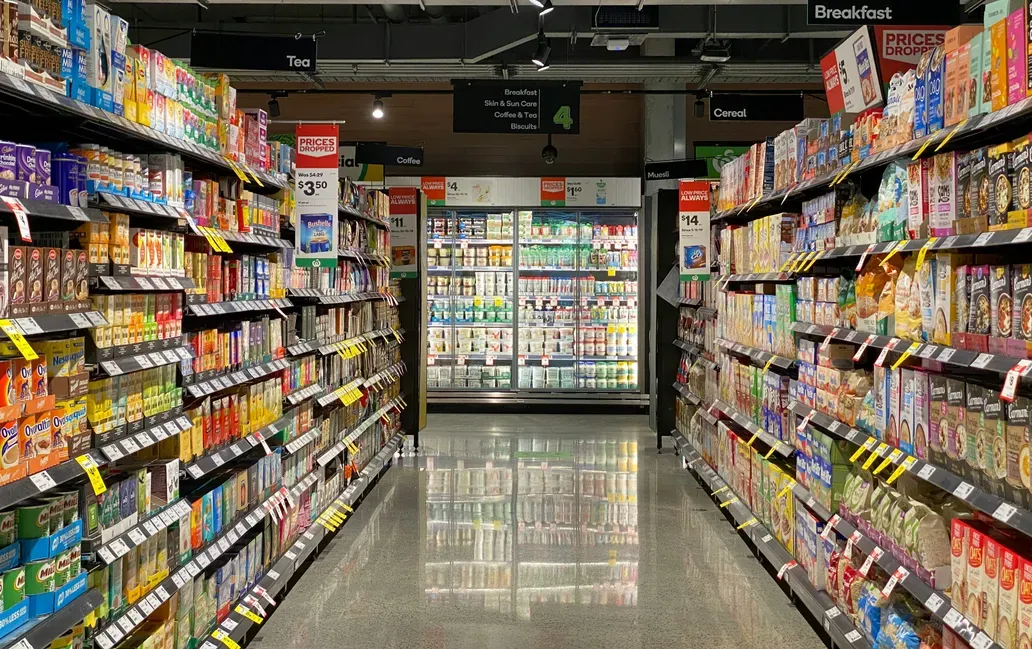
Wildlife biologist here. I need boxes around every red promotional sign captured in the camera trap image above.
[822,53,846,114]
[295,123,339,169]
[540,178,566,206]
[874,26,950,80]
[389,187,417,215]
[420,177,445,206]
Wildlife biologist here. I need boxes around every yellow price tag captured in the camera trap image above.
[199,227,221,252]
[493,520,502,530]
[347,441,359,454]
[608,549,618,567]
[0,320,37,360]
[737,517,758,530]
[473,296,483,307]
[830,167,848,187]
[887,456,918,484]
[341,504,353,513]
[915,238,937,270]
[746,432,759,447]
[777,481,794,500]
[762,357,775,374]
[779,253,798,272]
[749,195,763,210]
[803,250,824,272]
[76,454,106,495]
[719,497,738,508]
[891,342,921,370]
[875,449,904,475]
[849,438,875,462]
[248,169,265,188]
[318,518,337,532]
[912,136,936,160]
[392,330,402,343]
[764,443,780,459]
[791,252,814,273]
[607,268,616,277]
[493,297,503,307]
[235,605,264,624]
[213,630,241,649]
[226,159,249,183]
[862,443,888,470]
[880,240,908,267]
[935,119,967,152]
[712,485,729,496]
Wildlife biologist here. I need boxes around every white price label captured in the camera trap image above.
[121,438,140,454]
[101,361,122,376]
[844,630,862,643]
[916,464,936,480]
[136,278,154,290]
[1016,228,1032,243]
[994,502,1018,523]
[28,470,56,492]
[127,528,148,545]
[98,547,116,564]
[136,355,153,369]
[937,348,956,363]
[68,312,91,329]
[971,353,994,369]
[142,520,157,535]
[954,482,974,499]
[975,232,995,246]
[971,633,994,649]
[171,571,187,589]
[96,633,114,649]
[924,592,945,612]
[126,608,144,626]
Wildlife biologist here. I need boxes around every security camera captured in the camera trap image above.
[542,136,557,164]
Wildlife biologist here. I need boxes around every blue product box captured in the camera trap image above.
[0,179,28,199]
[91,88,112,113]
[20,520,83,562]
[0,600,29,639]
[927,46,945,135]
[28,184,58,203]
[213,485,223,535]
[201,492,214,544]
[29,570,87,617]
[0,542,19,572]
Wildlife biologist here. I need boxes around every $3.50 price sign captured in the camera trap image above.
[295,123,340,268]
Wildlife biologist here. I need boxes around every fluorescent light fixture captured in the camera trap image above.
[539,0,554,15]
[372,98,385,119]
[528,0,544,7]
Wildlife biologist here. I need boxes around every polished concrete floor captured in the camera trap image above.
[251,414,827,649]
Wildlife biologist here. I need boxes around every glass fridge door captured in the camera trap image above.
[426,209,515,391]
[515,210,580,390]
[574,210,640,392]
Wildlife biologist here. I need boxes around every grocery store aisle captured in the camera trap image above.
[252,415,825,649]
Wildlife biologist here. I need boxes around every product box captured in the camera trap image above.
[933,152,958,236]
[928,46,947,134]
[992,19,1010,111]
[989,143,1015,230]
[1000,539,1023,649]
[913,369,930,459]
[967,522,988,625]
[930,374,950,465]
[1009,10,1028,105]
[915,49,933,138]
[900,369,916,454]
[967,384,987,470]
[908,158,933,237]
[946,25,983,124]
[947,377,967,464]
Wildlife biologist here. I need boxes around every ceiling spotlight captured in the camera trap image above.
[532,30,550,67]
[537,64,550,72]
[693,96,704,119]
[268,91,286,119]
[371,97,384,119]
[539,0,553,15]
[528,0,543,7]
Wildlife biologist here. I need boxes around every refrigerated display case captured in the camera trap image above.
[424,204,644,404]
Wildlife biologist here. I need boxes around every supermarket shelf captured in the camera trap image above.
[0,73,284,192]
[315,328,403,357]
[91,193,185,220]
[427,294,513,301]
[696,307,718,320]
[316,378,366,409]
[429,266,511,272]
[791,322,1024,376]
[428,391,648,406]
[96,275,195,291]
[713,93,1032,223]
[521,353,575,361]
[318,400,403,466]
[670,386,717,425]
[5,589,105,649]
[428,353,512,363]
[185,359,291,399]
[716,339,795,371]
[96,413,193,463]
[89,500,192,564]
[285,339,320,357]
[0,195,106,225]
[283,424,321,456]
[340,203,390,229]
[182,409,295,480]
[428,238,511,245]
[673,339,702,355]
[711,399,794,458]
[9,311,108,335]
[97,346,193,377]
[673,297,702,307]
[428,322,513,328]
[720,272,795,283]
[580,355,636,361]
[785,399,1032,538]
[792,481,1000,649]
[202,230,291,249]
[339,248,390,265]
[285,288,395,304]
[673,434,872,649]
[92,483,295,649]
[284,383,324,406]
[0,449,106,516]
[795,228,1032,264]
[517,267,637,273]
[187,298,293,317]
[199,433,404,649]
[364,361,407,389]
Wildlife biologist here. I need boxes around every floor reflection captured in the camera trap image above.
[422,436,639,619]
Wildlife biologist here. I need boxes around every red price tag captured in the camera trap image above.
[1,196,30,242]
[541,355,549,367]
[855,243,876,272]
[852,335,874,361]
[1001,360,1032,402]
[874,346,891,367]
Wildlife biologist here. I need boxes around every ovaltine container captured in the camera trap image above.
[0,508,15,546]
[0,420,17,471]
[52,154,78,206]
[17,415,33,462]
[24,558,54,595]
[0,361,14,406]
[2,565,24,610]
[16,499,49,539]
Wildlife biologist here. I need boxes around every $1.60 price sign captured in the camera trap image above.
[294,123,340,269]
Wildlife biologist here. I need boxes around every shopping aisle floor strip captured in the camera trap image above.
[671,433,871,649]
[198,433,405,649]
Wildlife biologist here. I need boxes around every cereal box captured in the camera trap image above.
[1008,9,1027,106]
[967,523,989,627]
[970,31,986,118]
[1001,542,1022,649]
[1018,554,1032,649]
[992,18,1010,111]
[952,518,969,609]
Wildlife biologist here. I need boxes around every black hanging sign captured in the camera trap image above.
[452,81,581,134]
[807,0,962,25]
[190,33,317,72]
[709,94,805,122]
[644,159,710,181]
[355,142,424,166]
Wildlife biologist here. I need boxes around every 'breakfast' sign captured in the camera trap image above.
[807,0,962,25]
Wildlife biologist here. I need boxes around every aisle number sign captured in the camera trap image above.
[295,123,339,268]
[678,180,712,282]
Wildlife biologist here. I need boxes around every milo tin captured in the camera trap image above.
[45,495,65,532]
[67,543,80,576]
[53,549,71,588]
[2,565,24,609]
[24,559,54,595]
[16,500,50,539]
[0,509,15,546]
[57,490,78,526]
